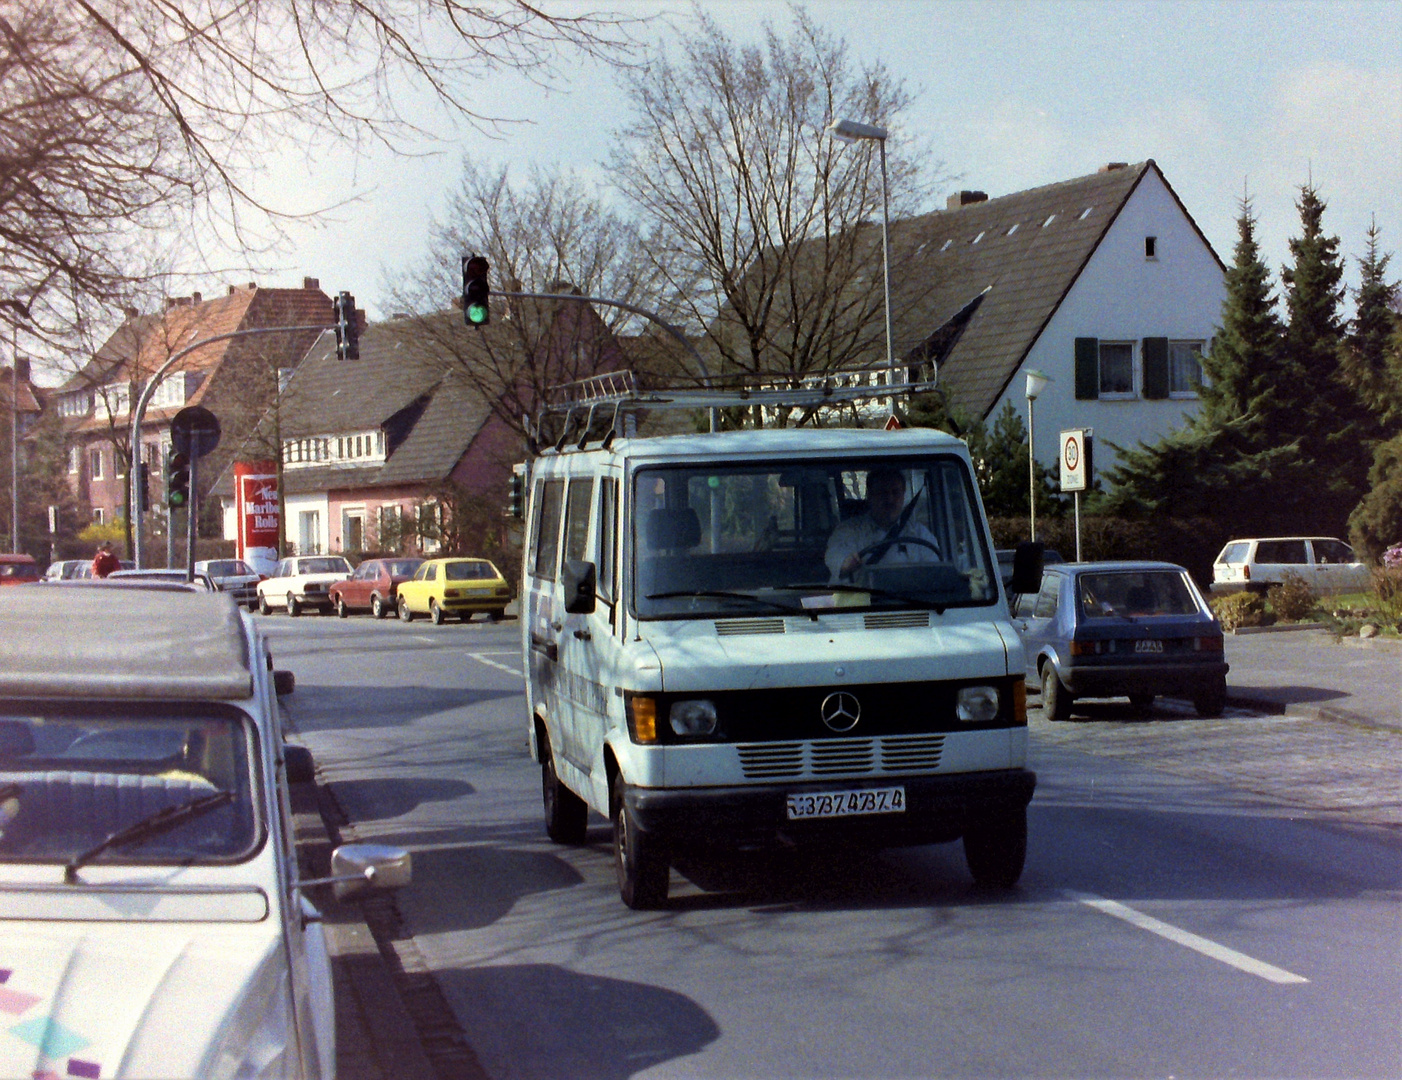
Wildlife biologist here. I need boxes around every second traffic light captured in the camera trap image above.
[333,291,359,360]
[166,452,190,508]
[462,256,490,326]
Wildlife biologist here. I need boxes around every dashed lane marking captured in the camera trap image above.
[1069,891,1309,984]
[468,652,523,677]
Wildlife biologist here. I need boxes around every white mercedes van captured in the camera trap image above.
[522,413,1041,909]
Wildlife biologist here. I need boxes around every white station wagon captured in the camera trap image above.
[1212,536,1371,597]
[0,587,409,1079]
[257,556,353,616]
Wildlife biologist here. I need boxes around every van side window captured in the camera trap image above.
[531,480,565,580]
[563,479,594,565]
[598,478,617,603]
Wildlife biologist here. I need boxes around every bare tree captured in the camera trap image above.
[608,6,938,398]
[386,159,660,437]
[0,0,639,351]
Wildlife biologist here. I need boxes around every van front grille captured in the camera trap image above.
[864,611,931,630]
[735,735,945,780]
[715,618,787,636]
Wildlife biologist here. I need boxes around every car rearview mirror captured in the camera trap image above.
[1009,541,1044,596]
[562,559,597,615]
[329,843,412,902]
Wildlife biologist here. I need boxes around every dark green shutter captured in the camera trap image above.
[1143,337,1168,399]
[1074,337,1099,400]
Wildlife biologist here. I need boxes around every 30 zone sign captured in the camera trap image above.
[1060,429,1091,492]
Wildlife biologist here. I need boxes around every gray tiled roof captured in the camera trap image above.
[885,160,1220,418]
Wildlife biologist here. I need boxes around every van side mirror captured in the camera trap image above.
[273,670,296,696]
[1008,541,1044,596]
[562,559,597,614]
[328,843,412,902]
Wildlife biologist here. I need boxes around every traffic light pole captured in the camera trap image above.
[128,323,331,569]
[186,453,199,582]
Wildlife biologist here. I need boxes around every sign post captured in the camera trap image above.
[169,406,221,582]
[1059,428,1092,561]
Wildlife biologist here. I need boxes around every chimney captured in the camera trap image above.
[228,285,237,296]
[123,306,139,320]
[303,277,320,290]
[15,358,29,382]
[1099,162,1128,173]
[946,190,988,210]
[192,291,202,304]
[247,281,257,291]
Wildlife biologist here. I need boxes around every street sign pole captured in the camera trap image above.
[186,453,199,582]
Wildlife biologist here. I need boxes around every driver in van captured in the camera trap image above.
[825,466,940,581]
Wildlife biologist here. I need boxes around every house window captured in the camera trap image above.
[1169,341,1204,395]
[1145,236,1158,260]
[92,507,104,525]
[89,448,104,480]
[378,504,402,546]
[1099,342,1135,397]
[298,510,322,555]
[68,446,80,474]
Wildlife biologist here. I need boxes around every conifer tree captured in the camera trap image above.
[1340,221,1400,425]
[1102,198,1306,533]
[1279,183,1372,536]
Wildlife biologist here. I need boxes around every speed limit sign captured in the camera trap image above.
[1060,429,1091,492]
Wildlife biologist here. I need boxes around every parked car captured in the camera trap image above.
[0,586,410,1078]
[1212,536,1370,597]
[195,558,264,608]
[1012,560,1228,720]
[0,554,39,586]
[42,559,86,581]
[996,547,1063,592]
[69,559,134,580]
[328,557,424,619]
[395,557,511,624]
[109,568,218,591]
[256,555,353,616]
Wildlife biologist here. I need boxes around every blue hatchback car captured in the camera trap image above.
[1010,560,1228,720]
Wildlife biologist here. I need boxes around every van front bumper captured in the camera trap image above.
[622,769,1036,853]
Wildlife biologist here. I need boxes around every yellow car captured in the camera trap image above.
[395,557,512,624]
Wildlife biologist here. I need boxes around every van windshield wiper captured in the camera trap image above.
[645,590,806,617]
[773,582,949,615]
[64,789,234,883]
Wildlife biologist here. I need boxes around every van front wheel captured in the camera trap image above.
[612,787,669,909]
[963,807,1027,889]
[542,742,587,845]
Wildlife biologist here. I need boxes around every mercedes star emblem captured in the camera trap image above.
[819,691,861,732]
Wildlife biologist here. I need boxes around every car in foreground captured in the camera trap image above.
[328,557,424,618]
[195,558,264,608]
[395,557,511,623]
[1212,536,1370,596]
[109,568,218,591]
[1012,560,1228,720]
[0,586,410,1079]
[256,555,353,616]
[0,554,39,586]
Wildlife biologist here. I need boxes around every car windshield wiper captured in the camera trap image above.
[64,788,233,883]
[645,590,807,618]
[772,582,949,615]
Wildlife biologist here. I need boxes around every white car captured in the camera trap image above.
[1212,536,1371,596]
[256,556,353,616]
[196,558,264,608]
[0,587,410,1079]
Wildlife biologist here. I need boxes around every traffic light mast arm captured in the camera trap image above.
[127,322,332,569]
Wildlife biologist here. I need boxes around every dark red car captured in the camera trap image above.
[0,554,39,586]
[329,557,424,619]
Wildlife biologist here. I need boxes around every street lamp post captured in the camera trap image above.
[826,118,893,409]
[1024,368,1051,542]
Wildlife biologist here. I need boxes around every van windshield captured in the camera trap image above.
[633,455,996,619]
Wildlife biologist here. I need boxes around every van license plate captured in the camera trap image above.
[786,786,906,820]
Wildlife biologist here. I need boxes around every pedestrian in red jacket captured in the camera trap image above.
[91,542,120,579]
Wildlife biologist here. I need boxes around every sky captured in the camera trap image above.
[206,0,1401,325]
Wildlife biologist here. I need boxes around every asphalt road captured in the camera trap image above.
[266,614,1402,1080]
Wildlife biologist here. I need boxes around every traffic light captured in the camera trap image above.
[333,291,359,360]
[166,452,190,508]
[462,256,490,326]
[505,471,525,518]
[136,462,150,513]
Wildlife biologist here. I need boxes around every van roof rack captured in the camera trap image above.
[531,365,941,453]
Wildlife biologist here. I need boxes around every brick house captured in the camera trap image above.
[52,280,333,528]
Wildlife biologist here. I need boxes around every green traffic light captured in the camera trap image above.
[467,303,489,325]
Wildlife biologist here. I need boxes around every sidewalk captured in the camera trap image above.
[1224,626,1402,733]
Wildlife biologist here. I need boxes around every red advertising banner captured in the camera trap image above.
[234,461,279,572]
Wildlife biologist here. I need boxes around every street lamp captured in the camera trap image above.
[1024,368,1051,541]
[826,118,893,408]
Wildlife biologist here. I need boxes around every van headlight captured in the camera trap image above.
[956,686,1000,723]
[669,699,718,736]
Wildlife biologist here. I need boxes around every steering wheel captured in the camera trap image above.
[856,536,941,564]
